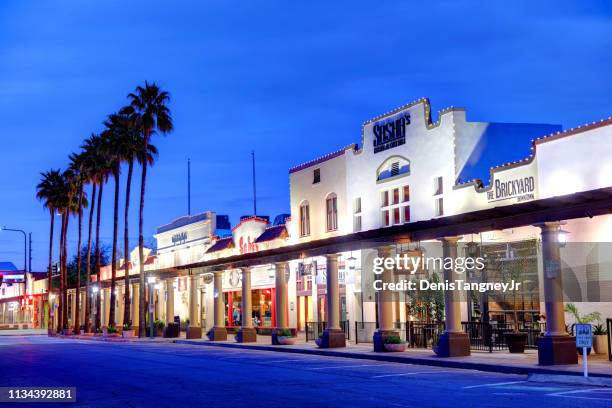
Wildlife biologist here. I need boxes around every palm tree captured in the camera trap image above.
[102,116,128,329]
[82,134,112,331]
[80,134,102,332]
[122,82,173,337]
[68,152,88,334]
[36,169,63,334]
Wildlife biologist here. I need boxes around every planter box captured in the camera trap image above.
[505,332,528,353]
[122,331,135,339]
[384,343,406,352]
[593,335,608,354]
[277,336,297,345]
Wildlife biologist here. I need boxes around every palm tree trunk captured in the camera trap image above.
[57,212,64,333]
[138,134,149,338]
[109,169,120,328]
[123,160,134,325]
[95,182,104,330]
[62,213,69,332]
[84,183,96,332]
[73,187,83,334]
[47,209,55,335]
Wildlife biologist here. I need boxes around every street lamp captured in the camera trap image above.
[557,228,569,248]
[147,276,156,338]
[0,227,27,273]
[92,285,99,332]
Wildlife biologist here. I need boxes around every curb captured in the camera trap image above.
[175,340,612,379]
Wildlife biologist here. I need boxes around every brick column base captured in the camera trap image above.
[433,332,470,357]
[538,335,578,365]
[207,327,227,341]
[319,328,346,348]
[236,327,257,343]
[186,326,202,339]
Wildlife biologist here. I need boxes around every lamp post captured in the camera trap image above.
[92,285,99,332]
[0,227,28,273]
[147,276,156,338]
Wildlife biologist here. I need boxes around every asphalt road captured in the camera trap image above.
[0,336,610,408]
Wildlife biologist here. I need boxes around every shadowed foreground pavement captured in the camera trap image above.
[0,336,610,407]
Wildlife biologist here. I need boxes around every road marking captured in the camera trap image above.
[463,381,526,389]
[266,359,314,363]
[308,364,389,370]
[372,370,458,378]
[548,388,612,401]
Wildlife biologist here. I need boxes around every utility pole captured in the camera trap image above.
[187,158,191,216]
[252,150,257,216]
[28,233,32,273]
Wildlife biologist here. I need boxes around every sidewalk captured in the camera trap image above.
[174,337,612,379]
[0,328,47,336]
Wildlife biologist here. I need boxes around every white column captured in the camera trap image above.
[131,283,140,329]
[165,279,175,324]
[241,268,253,328]
[275,262,289,329]
[441,237,462,333]
[326,254,340,330]
[103,288,111,327]
[214,271,224,328]
[377,247,394,331]
[189,275,199,327]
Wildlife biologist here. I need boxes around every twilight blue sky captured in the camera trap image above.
[0,1,610,271]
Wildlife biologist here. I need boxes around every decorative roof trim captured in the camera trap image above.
[231,216,269,232]
[289,144,357,174]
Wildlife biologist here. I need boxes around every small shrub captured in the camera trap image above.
[278,328,293,337]
[154,320,165,330]
[107,325,118,334]
[593,324,608,335]
[384,335,403,344]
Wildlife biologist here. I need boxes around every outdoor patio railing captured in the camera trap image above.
[305,321,350,342]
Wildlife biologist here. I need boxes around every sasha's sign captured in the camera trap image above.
[373,113,411,154]
[487,176,536,203]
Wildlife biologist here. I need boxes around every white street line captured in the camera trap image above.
[372,370,458,378]
[308,364,390,370]
[548,388,612,401]
[266,359,315,363]
[463,381,526,389]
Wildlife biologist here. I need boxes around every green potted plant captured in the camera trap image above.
[383,335,406,352]
[106,324,119,337]
[154,320,165,337]
[122,323,134,338]
[592,324,608,355]
[276,328,297,345]
[564,303,601,355]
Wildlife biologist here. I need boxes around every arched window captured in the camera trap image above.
[376,155,410,182]
[299,201,310,237]
[325,193,338,232]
